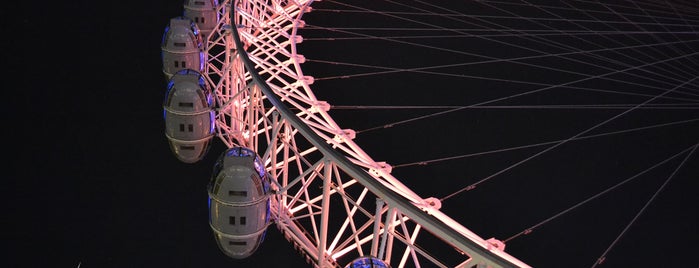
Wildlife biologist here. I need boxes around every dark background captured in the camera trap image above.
[11,0,698,267]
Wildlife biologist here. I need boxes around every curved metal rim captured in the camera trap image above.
[229,1,525,267]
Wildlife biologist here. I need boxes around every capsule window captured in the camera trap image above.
[180,145,195,150]
[229,241,247,246]
[229,216,235,225]
[179,102,194,107]
[174,61,179,68]
[229,190,248,197]
[174,42,186,47]
[196,90,208,107]
[252,174,264,195]
[198,140,210,158]
[195,1,205,5]
[188,124,194,132]
[201,17,205,24]
[240,217,246,225]
[179,124,185,132]
[181,61,186,68]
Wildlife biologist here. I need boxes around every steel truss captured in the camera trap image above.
[202,0,531,267]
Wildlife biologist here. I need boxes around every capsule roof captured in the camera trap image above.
[345,256,391,268]
[184,0,219,10]
[163,69,214,164]
[208,147,271,259]
[183,0,220,36]
[164,69,212,111]
[161,16,203,52]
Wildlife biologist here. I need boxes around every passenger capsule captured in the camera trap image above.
[183,0,219,37]
[345,256,391,268]
[163,69,214,163]
[208,147,271,259]
[161,16,205,78]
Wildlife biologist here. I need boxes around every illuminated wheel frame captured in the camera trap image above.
[203,0,530,267]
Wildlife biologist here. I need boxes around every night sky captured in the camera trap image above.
[11,0,698,267]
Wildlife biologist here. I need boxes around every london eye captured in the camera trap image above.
[159,0,699,267]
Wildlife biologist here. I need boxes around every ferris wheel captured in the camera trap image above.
[161,0,530,267]
[160,0,699,267]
